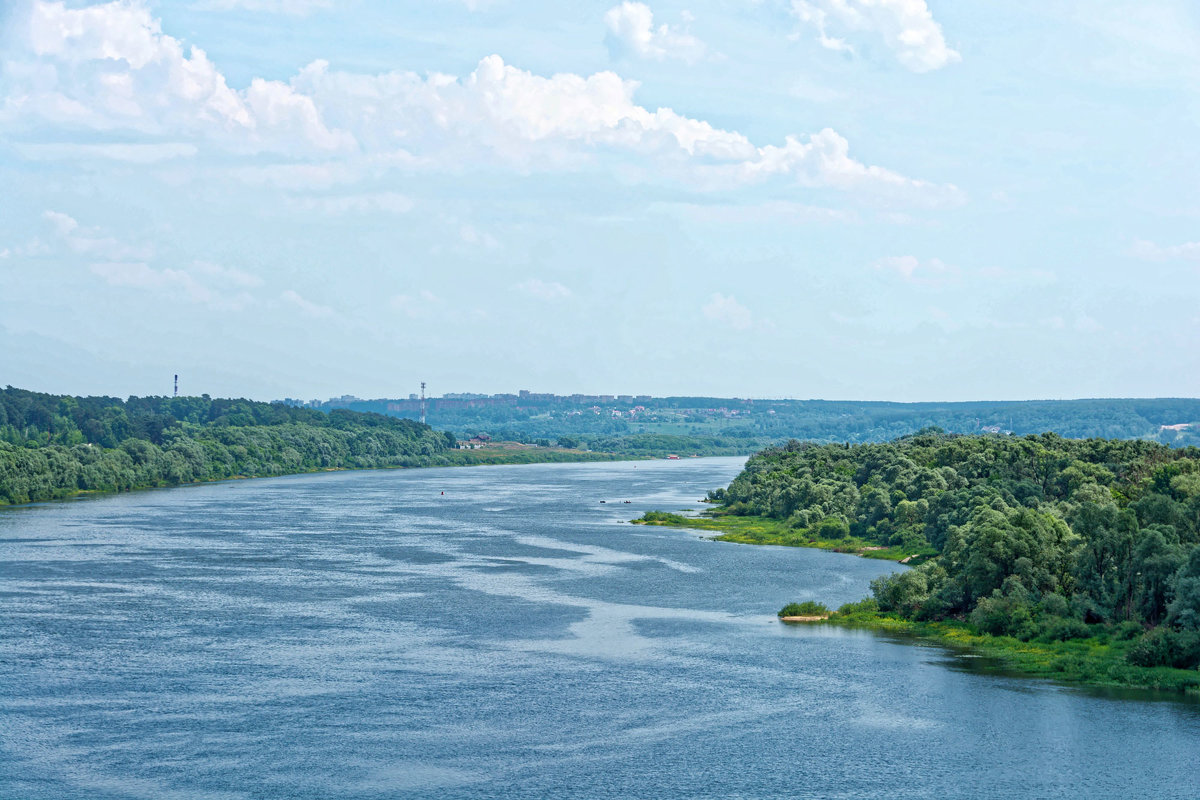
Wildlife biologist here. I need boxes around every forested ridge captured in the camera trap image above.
[0,386,457,506]
[712,430,1200,670]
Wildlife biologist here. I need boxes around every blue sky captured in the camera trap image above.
[1,0,1197,402]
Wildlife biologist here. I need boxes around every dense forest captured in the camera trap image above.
[710,431,1200,670]
[0,386,457,506]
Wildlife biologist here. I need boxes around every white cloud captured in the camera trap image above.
[1130,239,1200,262]
[515,279,572,301]
[702,293,754,330]
[791,0,960,72]
[8,0,354,153]
[281,288,335,317]
[2,2,955,203]
[297,56,958,201]
[43,209,155,260]
[192,0,334,15]
[35,210,264,309]
[90,259,260,309]
[604,3,707,63]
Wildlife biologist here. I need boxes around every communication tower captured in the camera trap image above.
[174,374,178,398]
[420,382,426,425]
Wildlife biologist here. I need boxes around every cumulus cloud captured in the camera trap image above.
[7,0,354,153]
[515,279,572,301]
[0,1,956,203]
[295,55,959,201]
[790,0,960,72]
[604,3,707,63]
[702,293,754,330]
[1130,239,1200,262]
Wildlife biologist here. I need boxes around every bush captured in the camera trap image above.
[835,598,879,618]
[970,589,1033,637]
[639,511,689,524]
[1127,628,1200,669]
[1036,593,1070,619]
[1034,616,1092,643]
[1110,620,1144,641]
[816,516,851,539]
[779,601,830,617]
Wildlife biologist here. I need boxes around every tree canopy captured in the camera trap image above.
[712,429,1200,668]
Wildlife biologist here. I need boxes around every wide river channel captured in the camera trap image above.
[2,457,1199,798]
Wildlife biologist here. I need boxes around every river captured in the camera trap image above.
[2,457,1198,799]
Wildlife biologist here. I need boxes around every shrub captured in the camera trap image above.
[1111,620,1144,641]
[970,589,1033,637]
[1127,628,1200,669]
[1034,616,1092,643]
[779,601,830,617]
[1036,593,1070,619]
[835,598,879,618]
[816,516,850,539]
[639,511,689,524]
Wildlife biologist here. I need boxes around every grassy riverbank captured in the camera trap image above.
[631,511,936,563]
[797,600,1200,696]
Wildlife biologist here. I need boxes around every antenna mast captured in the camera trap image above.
[174,374,178,398]
[420,382,426,425]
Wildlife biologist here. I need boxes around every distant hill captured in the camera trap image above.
[309,394,1200,450]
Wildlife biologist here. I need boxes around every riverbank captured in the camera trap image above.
[631,511,934,563]
[808,602,1200,696]
[644,509,1200,696]
[0,446,640,509]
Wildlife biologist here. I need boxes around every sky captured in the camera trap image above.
[0,0,1198,402]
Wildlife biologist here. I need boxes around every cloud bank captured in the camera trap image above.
[1,0,959,203]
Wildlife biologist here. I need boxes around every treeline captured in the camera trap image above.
[339,395,1200,449]
[561,433,754,457]
[0,386,455,505]
[740,398,1200,447]
[712,430,1200,669]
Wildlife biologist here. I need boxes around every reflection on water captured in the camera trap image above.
[2,457,1198,799]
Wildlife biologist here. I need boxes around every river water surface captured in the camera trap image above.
[2,457,1198,799]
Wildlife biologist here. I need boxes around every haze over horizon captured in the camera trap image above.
[2,1,1198,402]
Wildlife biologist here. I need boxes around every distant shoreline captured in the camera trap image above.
[0,448,648,510]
